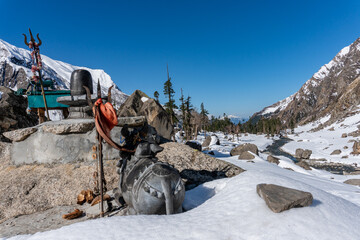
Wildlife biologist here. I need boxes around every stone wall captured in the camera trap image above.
[4,119,121,165]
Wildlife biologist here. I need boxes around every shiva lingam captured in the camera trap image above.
[57,69,104,119]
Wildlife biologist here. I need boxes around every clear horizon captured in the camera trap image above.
[1,0,360,118]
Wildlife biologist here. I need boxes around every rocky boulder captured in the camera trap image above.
[351,141,360,155]
[295,148,312,159]
[238,151,255,160]
[117,90,173,140]
[230,143,258,156]
[257,184,313,213]
[0,87,38,140]
[157,142,245,190]
[344,179,360,186]
[267,155,280,165]
[202,135,211,147]
[296,161,312,170]
[331,149,342,155]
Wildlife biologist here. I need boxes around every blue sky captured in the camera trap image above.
[1,0,360,118]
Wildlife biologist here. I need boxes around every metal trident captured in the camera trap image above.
[22,28,42,47]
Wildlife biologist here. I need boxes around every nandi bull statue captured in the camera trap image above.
[114,124,185,215]
[84,79,184,216]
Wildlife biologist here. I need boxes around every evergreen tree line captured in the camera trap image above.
[154,65,210,140]
[207,116,283,136]
[154,65,285,140]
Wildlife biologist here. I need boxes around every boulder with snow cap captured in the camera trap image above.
[238,151,255,160]
[230,143,258,156]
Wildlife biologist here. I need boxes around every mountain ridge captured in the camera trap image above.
[251,37,360,127]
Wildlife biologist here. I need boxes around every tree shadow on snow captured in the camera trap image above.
[182,184,216,211]
[180,169,228,191]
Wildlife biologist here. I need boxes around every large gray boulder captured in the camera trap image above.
[257,184,313,213]
[117,90,173,140]
[157,142,244,190]
[230,143,258,156]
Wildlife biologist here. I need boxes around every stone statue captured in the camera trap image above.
[115,124,185,215]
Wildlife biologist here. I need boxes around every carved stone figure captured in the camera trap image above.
[115,125,185,215]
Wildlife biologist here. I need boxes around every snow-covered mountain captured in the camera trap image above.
[0,39,128,111]
[227,115,248,125]
[252,37,360,127]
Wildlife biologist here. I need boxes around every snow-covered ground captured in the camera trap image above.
[282,112,360,165]
[7,129,360,240]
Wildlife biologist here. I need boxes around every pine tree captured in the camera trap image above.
[179,88,186,133]
[154,91,159,103]
[163,64,178,127]
[200,102,209,137]
[184,96,193,140]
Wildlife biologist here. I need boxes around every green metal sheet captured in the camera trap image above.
[28,91,70,108]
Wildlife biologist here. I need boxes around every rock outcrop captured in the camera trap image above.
[0,87,38,140]
[157,142,245,190]
[117,90,173,140]
[257,184,313,213]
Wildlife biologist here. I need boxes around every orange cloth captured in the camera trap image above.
[94,99,118,135]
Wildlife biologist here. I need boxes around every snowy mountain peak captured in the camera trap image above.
[253,36,360,127]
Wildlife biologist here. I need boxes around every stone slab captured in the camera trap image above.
[3,127,37,142]
[257,183,313,213]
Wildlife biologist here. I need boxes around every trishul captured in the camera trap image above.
[22,28,49,122]
[22,28,42,48]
